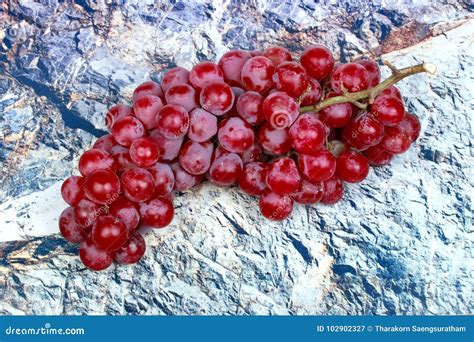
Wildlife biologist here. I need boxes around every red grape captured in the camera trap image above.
[74,199,100,227]
[132,95,163,130]
[240,141,264,164]
[79,238,113,271]
[110,145,134,173]
[320,176,344,204]
[59,207,88,243]
[114,232,146,264]
[363,144,393,166]
[61,175,86,206]
[380,125,411,154]
[218,50,252,86]
[262,91,299,129]
[289,113,326,155]
[300,78,322,106]
[148,162,175,197]
[149,129,184,161]
[161,67,190,93]
[398,112,421,142]
[111,116,146,147]
[200,82,235,115]
[165,83,198,112]
[356,59,381,87]
[298,148,337,183]
[292,180,324,204]
[266,157,301,195]
[139,197,174,228]
[109,196,140,231]
[179,140,214,175]
[93,134,117,153]
[121,167,155,202]
[331,63,370,93]
[236,91,264,126]
[129,137,160,168]
[78,148,116,177]
[170,162,202,191]
[370,95,405,126]
[157,104,190,139]
[258,122,292,155]
[84,169,121,204]
[319,92,353,128]
[381,86,402,100]
[336,150,370,183]
[241,56,275,93]
[262,46,292,66]
[300,45,334,80]
[259,191,293,221]
[91,215,128,251]
[208,152,243,187]
[273,61,309,98]
[189,61,224,90]
[218,117,254,153]
[105,104,133,131]
[342,114,384,150]
[188,108,218,142]
[238,162,268,196]
[132,81,164,102]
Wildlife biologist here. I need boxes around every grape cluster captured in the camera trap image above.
[59,45,421,271]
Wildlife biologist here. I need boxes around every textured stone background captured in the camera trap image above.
[0,1,472,315]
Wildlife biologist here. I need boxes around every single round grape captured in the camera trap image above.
[157,104,190,139]
[189,61,224,90]
[59,207,88,243]
[259,191,293,221]
[381,86,402,100]
[292,180,324,204]
[241,56,275,93]
[289,113,326,155]
[170,162,202,191]
[84,169,121,204]
[258,122,292,155]
[218,50,252,86]
[132,81,164,102]
[370,95,405,126]
[363,144,393,166]
[114,232,146,264]
[218,117,254,153]
[79,238,113,271]
[149,129,184,162]
[61,175,86,206]
[74,199,100,227]
[200,82,235,116]
[262,46,292,66]
[111,116,146,147]
[109,195,140,231]
[380,125,411,154]
[330,63,370,93]
[129,137,160,168]
[320,176,344,204]
[91,215,128,252]
[300,78,322,106]
[132,95,163,130]
[273,61,309,98]
[179,140,214,175]
[78,148,116,177]
[188,108,218,142]
[336,150,370,183]
[236,91,265,126]
[356,59,381,87]
[105,104,133,131]
[300,45,335,80]
[397,112,421,142]
[238,162,268,196]
[93,134,117,153]
[266,157,301,195]
[262,91,299,130]
[161,67,190,93]
[121,167,155,202]
[148,162,175,198]
[165,83,198,112]
[342,114,384,150]
[319,92,353,128]
[110,145,134,173]
[240,141,264,164]
[208,153,243,187]
[298,148,337,183]
[139,197,174,228]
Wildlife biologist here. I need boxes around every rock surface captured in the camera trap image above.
[0,1,472,315]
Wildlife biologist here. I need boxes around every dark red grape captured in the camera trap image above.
[78,148,116,177]
[370,95,405,126]
[398,112,421,142]
[258,122,292,155]
[259,191,293,221]
[121,167,155,202]
[59,207,88,243]
[363,144,393,166]
[273,61,309,98]
[129,137,160,168]
[298,148,337,183]
[208,152,243,187]
[289,113,326,155]
[319,92,353,128]
[266,157,301,195]
[114,232,146,264]
[84,169,121,204]
[238,162,268,196]
[111,116,146,147]
[331,63,370,93]
[133,81,164,102]
[157,104,190,139]
[300,78,322,106]
[61,175,86,206]
[336,150,370,183]
[79,238,113,271]
[189,61,224,90]
[200,82,235,115]
[300,45,334,80]
[218,50,252,86]
[320,176,344,204]
[218,117,254,153]
[380,125,411,154]
[91,215,128,252]
[105,104,133,131]
[179,140,214,175]
[109,196,140,231]
[148,162,175,198]
[132,95,163,130]
[292,180,324,204]
[241,56,275,93]
[139,197,174,228]
[262,46,292,66]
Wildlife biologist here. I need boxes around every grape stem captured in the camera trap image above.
[300,62,437,113]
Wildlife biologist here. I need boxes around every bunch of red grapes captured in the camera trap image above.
[59,45,421,271]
